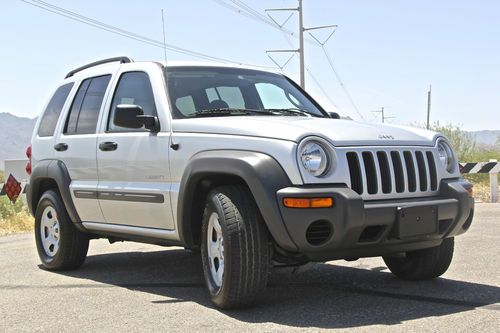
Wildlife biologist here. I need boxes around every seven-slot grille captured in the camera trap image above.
[346,149,438,197]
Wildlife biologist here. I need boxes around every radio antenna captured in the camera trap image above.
[161,9,168,64]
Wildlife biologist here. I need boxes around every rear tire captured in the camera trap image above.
[201,185,270,309]
[383,238,454,280]
[35,190,89,270]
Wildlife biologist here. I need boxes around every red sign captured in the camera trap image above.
[1,174,22,204]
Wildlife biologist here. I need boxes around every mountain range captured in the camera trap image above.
[0,113,37,169]
[0,112,498,169]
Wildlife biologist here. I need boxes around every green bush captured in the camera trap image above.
[0,196,27,220]
[0,170,4,183]
[427,122,500,189]
[429,122,476,162]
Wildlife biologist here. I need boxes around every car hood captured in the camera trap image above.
[172,116,439,147]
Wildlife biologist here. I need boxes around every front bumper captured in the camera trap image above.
[276,179,474,261]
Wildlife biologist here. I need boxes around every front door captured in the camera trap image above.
[96,70,174,230]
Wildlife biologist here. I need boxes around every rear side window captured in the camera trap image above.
[64,75,111,135]
[37,83,74,137]
[108,72,157,132]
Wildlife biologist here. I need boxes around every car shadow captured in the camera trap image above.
[47,249,500,329]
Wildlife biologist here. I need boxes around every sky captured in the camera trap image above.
[1,0,499,131]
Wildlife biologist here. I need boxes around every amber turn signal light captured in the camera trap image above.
[283,197,334,208]
[465,186,474,197]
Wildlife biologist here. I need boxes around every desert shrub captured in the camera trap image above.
[427,122,499,201]
[0,196,27,220]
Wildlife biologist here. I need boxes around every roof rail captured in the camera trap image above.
[65,56,133,79]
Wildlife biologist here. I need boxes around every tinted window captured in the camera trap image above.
[108,72,157,132]
[65,75,111,135]
[166,66,326,119]
[37,83,74,137]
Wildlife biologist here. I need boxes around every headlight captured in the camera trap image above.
[299,141,329,177]
[437,139,455,173]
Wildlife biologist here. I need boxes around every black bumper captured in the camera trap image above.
[275,179,474,261]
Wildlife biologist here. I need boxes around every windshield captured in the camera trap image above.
[165,66,327,118]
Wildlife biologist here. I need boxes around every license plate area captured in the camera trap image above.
[396,205,438,239]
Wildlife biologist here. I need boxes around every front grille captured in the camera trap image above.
[346,149,438,197]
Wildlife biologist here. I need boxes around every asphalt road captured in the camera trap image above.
[1,204,499,332]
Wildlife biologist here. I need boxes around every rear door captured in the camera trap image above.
[32,82,75,168]
[54,73,113,223]
[96,64,174,230]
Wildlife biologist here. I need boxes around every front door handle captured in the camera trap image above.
[54,143,68,152]
[99,142,118,151]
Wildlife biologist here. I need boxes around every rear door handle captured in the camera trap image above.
[99,142,118,151]
[54,143,68,152]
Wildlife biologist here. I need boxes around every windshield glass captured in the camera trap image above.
[165,66,326,118]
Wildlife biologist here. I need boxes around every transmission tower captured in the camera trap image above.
[266,0,337,89]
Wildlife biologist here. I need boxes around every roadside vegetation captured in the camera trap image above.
[0,169,34,235]
[430,122,500,202]
[0,196,33,236]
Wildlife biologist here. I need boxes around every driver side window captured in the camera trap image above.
[108,72,157,132]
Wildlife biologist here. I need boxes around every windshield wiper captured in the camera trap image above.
[189,108,249,117]
[189,107,317,118]
[189,108,275,117]
[264,108,314,117]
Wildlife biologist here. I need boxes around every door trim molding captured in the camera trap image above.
[74,190,164,203]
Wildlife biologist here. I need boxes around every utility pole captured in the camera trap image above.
[372,107,395,123]
[426,85,432,129]
[298,0,305,88]
[266,1,337,89]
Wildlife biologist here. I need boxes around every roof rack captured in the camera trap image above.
[65,56,133,79]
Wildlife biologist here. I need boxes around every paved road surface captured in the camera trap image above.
[1,204,499,332]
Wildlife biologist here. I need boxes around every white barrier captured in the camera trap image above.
[460,159,499,203]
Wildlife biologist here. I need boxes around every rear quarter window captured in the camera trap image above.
[64,75,111,135]
[37,83,74,137]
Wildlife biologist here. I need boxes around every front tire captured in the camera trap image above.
[201,185,270,309]
[35,190,89,270]
[383,238,454,280]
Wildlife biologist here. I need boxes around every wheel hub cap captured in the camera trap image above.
[207,212,224,288]
[40,206,60,257]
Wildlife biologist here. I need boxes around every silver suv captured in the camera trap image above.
[27,57,474,309]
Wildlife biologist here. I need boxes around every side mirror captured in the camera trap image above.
[328,111,340,119]
[114,104,160,132]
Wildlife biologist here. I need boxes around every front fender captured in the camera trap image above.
[177,150,298,251]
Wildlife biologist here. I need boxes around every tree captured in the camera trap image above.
[429,122,476,162]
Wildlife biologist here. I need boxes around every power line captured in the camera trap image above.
[371,106,395,123]
[305,67,341,111]
[19,0,276,69]
[219,0,352,118]
[217,0,366,121]
[320,46,365,121]
[213,0,365,121]
[211,0,276,27]
[279,29,345,115]
[211,0,318,45]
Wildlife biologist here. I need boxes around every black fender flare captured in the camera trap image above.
[177,150,299,252]
[27,159,85,231]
